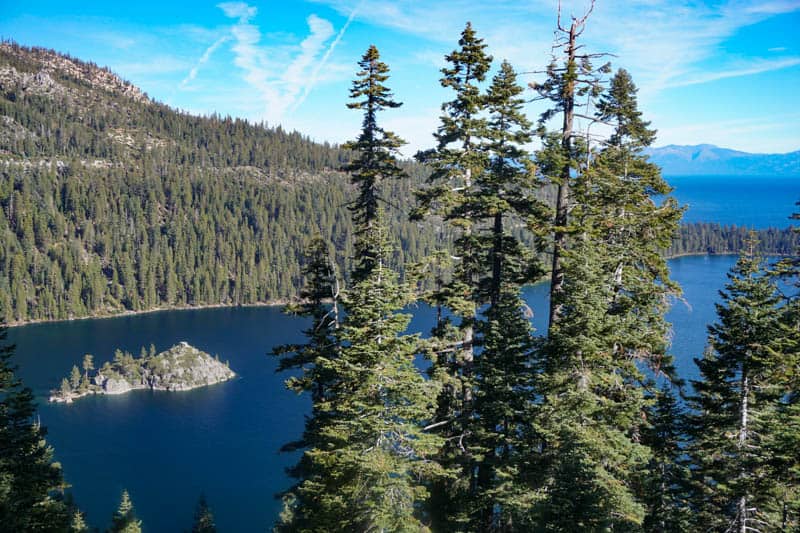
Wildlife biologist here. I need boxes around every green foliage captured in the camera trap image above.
[274,49,443,531]
[300,217,442,531]
[69,365,81,390]
[191,494,216,533]
[669,223,797,257]
[110,489,142,533]
[70,510,89,532]
[412,24,495,529]
[534,239,652,530]
[640,386,692,532]
[342,44,406,250]
[687,246,791,531]
[533,66,682,529]
[81,354,93,377]
[0,321,72,530]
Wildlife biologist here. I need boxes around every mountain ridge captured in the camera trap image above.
[645,143,800,176]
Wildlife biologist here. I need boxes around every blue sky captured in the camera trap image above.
[2,0,799,155]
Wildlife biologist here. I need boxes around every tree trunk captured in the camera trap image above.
[737,371,749,533]
[548,21,578,332]
[492,212,503,308]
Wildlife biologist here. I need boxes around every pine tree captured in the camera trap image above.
[60,377,72,397]
[641,386,692,532]
[413,22,493,529]
[274,49,442,532]
[577,66,683,380]
[467,60,548,530]
[273,235,340,403]
[342,45,406,282]
[687,245,787,531]
[273,235,342,531]
[767,202,800,529]
[110,489,142,533]
[82,354,93,381]
[191,494,216,533]
[321,215,443,530]
[533,65,680,530]
[71,510,89,532]
[473,288,540,531]
[0,322,72,530]
[69,365,81,390]
[530,0,608,330]
[534,239,652,529]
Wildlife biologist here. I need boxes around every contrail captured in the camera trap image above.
[180,35,231,88]
[291,0,363,112]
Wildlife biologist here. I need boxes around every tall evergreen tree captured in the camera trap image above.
[342,45,406,282]
[534,239,652,530]
[641,386,692,532]
[767,202,800,529]
[191,494,216,533]
[687,245,787,531]
[273,235,342,531]
[533,66,681,529]
[0,321,72,531]
[413,22,493,530]
[468,61,548,531]
[110,489,142,533]
[530,0,608,330]
[310,215,442,531]
[70,510,89,532]
[274,47,442,532]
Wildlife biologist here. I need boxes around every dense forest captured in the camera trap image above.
[1,5,799,531]
[264,16,798,533]
[0,40,795,324]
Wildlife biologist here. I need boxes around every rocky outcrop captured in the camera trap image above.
[50,342,235,403]
[0,42,148,103]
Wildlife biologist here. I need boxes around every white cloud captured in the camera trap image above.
[656,113,800,153]
[282,15,335,103]
[180,35,231,88]
[217,2,257,22]
[311,0,800,97]
[664,57,800,88]
[218,3,355,125]
[292,1,363,111]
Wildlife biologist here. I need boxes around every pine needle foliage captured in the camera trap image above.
[0,321,71,531]
[687,245,789,531]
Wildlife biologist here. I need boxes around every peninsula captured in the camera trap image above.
[51,342,235,403]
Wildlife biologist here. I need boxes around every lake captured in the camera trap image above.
[7,254,752,531]
[665,174,799,228]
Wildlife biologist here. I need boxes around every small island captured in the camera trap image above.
[51,342,235,403]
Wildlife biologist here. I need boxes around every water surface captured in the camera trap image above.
[8,254,754,531]
[665,174,799,228]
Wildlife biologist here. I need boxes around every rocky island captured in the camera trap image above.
[50,342,235,403]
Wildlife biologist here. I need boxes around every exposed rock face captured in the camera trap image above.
[0,42,148,103]
[100,376,134,395]
[139,342,236,391]
[50,342,235,403]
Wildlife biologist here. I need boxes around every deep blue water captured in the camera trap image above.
[665,175,799,228]
[7,254,750,532]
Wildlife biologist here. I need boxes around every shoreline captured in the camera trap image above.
[6,300,289,329]
[6,252,792,329]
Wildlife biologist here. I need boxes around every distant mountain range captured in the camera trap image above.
[645,144,800,176]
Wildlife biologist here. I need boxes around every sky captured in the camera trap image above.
[2,0,799,155]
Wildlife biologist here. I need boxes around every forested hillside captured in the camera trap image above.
[0,41,794,323]
[0,41,444,323]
